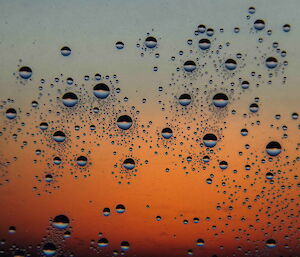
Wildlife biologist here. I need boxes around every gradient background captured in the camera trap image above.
[0,0,299,256]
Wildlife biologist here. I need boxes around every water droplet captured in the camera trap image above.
[76,156,87,166]
[98,238,109,247]
[203,133,217,148]
[198,38,211,50]
[213,93,228,108]
[52,215,70,229]
[115,41,124,50]
[179,94,192,106]
[6,108,17,119]
[117,115,133,130]
[62,92,78,107]
[183,60,196,72]
[123,158,135,170]
[254,19,265,30]
[265,239,277,248]
[116,204,125,214]
[52,131,66,143]
[19,66,32,79]
[145,36,157,48]
[42,243,57,256]
[266,141,282,156]
[265,57,278,69]
[162,128,173,139]
[225,59,237,70]
[196,238,205,247]
[61,46,71,56]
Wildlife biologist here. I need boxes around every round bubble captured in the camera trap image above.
[183,60,196,72]
[123,158,135,170]
[116,41,124,50]
[225,59,237,70]
[93,83,110,99]
[52,214,70,229]
[117,115,133,130]
[198,38,211,50]
[61,46,71,56]
[52,131,66,143]
[249,103,259,113]
[162,127,173,139]
[213,93,228,108]
[254,19,265,30]
[42,243,57,256]
[116,204,126,214]
[98,238,109,247]
[179,94,192,106]
[265,57,278,69]
[62,92,78,107]
[265,239,276,248]
[196,239,205,247]
[76,156,87,166]
[6,108,17,119]
[203,133,217,147]
[19,66,32,79]
[266,141,281,156]
[145,36,157,48]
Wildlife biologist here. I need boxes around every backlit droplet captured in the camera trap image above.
[198,38,211,50]
[254,19,265,30]
[265,239,277,248]
[93,83,110,99]
[225,59,237,70]
[116,204,125,213]
[145,36,157,48]
[103,208,110,216]
[196,238,205,247]
[98,238,109,247]
[120,241,130,250]
[76,156,87,166]
[203,133,217,147]
[116,41,124,50]
[213,93,228,108]
[62,92,78,107]
[266,141,282,156]
[52,131,66,143]
[52,214,70,229]
[6,108,17,119]
[265,57,278,69]
[179,94,192,106]
[123,158,135,170]
[162,127,173,139]
[183,60,196,72]
[42,243,57,256]
[117,115,133,130]
[60,46,71,56]
[19,66,32,79]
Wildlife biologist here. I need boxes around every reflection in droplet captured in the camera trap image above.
[183,60,196,72]
[123,158,135,170]
[179,94,192,106]
[117,115,133,130]
[213,93,228,108]
[62,92,78,107]
[52,214,70,230]
[93,83,110,99]
[266,141,282,156]
[19,66,32,79]
[145,36,157,48]
[6,108,17,119]
[162,127,173,139]
[203,133,217,147]
[52,131,66,143]
[61,46,71,56]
